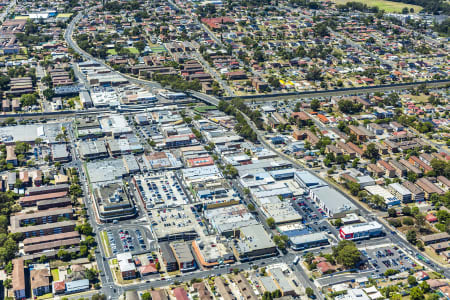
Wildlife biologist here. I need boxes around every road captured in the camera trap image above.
[238,109,450,279]
[0,0,15,24]
[61,4,449,298]
[65,9,161,91]
[64,123,122,299]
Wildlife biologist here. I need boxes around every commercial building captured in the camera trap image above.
[268,268,296,296]
[170,242,196,272]
[159,242,178,272]
[93,183,136,222]
[339,221,383,241]
[191,236,234,267]
[309,186,356,218]
[151,206,198,242]
[65,279,90,294]
[294,171,327,190]
[290,232,329,251]
[257,197,302,224]
[232,224,278,261]
[78,140,108,160]
[117,253,136,279]
[204,205,258,237]
[51,144,70,162]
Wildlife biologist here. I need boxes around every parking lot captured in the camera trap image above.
[291,195,339,239]
[106,226,149,254]
[362,245,416,274]
[137,124,161,141]
[135,172,189,209]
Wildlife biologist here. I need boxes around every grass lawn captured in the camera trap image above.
[128,47,139,54]
[36,293,53,300]
[194,105,217,113]
[333,0,422,13]
[150,45,167,53]
[107,49,117,55]
[57,13,73,18]
[51,268,59,281]
[100,230,112,257]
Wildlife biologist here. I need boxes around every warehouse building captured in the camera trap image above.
[290,232,329,251]
[339,221,383,241]
[309,186,356,218]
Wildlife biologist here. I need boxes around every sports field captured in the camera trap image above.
[333,0,422,13]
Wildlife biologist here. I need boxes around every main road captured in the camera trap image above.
[63,5,449,298]
[238,108,450,279]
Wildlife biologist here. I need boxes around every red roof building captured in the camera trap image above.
[52,281,65,294]
[173,287,189,300]
[426,214,437,223]
[139,264,158,276]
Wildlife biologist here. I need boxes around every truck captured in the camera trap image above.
[293,256,300,265]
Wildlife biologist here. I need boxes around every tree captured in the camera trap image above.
[333,240,362,268]
[91,294,106,300]
[415,214,426,229]
[155,261,161,272]
[20,93,38,107]
[79,245,88,257]
[384,269,399,276]
[247,203,255,211]
[334,218,343,227]
[57,249,71,261]
[403,217,415,226]
[310,99,320,111]
[69,184,83,197]
[3,278,11,289]
[364,143,379,160]
[15,142,30,155]
[38,255,48,264]
[305,287,314,297]
[427,294,440,300]
[410,286,424,300]
[141,293,151,300]
[387,208,397,218]
[86,268,98,282]
[266,217,275,229]
[43,88,55,100]
[402,206,412,216]
[408,275,418,286]
[76,223,93,236]
[85,235,96,246]
[406,230,417,244]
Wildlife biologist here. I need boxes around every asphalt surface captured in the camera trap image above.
[240,110,450,279]
[58,5,450,299]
